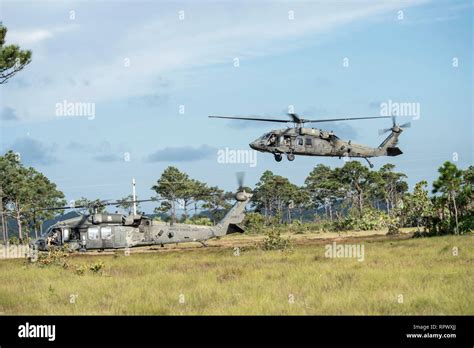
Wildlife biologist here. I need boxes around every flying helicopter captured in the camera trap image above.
[209,113,410,167]
[31,176,252,252]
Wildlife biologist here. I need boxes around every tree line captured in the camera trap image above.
[0,148,472,243]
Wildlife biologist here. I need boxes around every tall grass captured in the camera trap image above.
[0,234,472,315]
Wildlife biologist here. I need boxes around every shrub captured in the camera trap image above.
[37,247,69,267]
[243,212,266,233]
[74,265,87,275]
[9,236,19,245]
[184,216,213,226]
[261,229,292,251]
[89,261,105,274]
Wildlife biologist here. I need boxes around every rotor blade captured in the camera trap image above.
[287,113,302,123]
[34,205,89,211]
[400,122,411,128]
[378,128,392,135]
[304,116,392,123]
[107,198,160,206]
[236,172,245,190]
[209,115,289,123]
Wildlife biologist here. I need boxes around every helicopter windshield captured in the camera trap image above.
[41,226,53,238]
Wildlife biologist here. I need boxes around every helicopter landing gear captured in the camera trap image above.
[274,153,283,162]
[364,157,374,168]
[287,153,295,161]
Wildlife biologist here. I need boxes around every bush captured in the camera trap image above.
[89,261,105,274]
[335,209,390,231]
[74,265,87,275]
[261,229,292,251]
[184,216,213,226]
[458,213,474,234]
[37,247,69,267]
[243,212,266,233]
[9,236,19,245]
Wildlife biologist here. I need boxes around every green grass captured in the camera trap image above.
[0,234,472,315]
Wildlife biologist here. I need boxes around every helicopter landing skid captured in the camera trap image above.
[364,157,374,168]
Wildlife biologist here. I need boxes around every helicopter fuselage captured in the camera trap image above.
[32,191,252,252]
[249,126,402,164]
[250,127,373,157]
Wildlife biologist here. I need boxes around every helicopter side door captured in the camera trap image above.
[294,136,305,154]
[100,226,114,248]
[314,137,335,156]
[85,226,114,249]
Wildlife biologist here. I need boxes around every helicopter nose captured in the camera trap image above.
[249,140,260,150]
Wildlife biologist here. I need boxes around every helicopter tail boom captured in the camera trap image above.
[212,191,252,237]
[376,128,403,156]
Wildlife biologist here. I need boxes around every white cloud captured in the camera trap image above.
[7,29,53,45]
[3,0,428,122]
[6,24,79,46]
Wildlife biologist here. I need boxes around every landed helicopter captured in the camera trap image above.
[31,176,252,252]
[209,113,410,167]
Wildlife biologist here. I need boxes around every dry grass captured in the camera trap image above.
[0,232,472,315]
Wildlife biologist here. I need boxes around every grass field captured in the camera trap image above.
[0,232,472,315]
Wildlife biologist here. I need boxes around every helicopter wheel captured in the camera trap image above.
[274,154,283,162]
[287,153,295,161]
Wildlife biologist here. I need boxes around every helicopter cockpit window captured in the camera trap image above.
[297,138,304,146]
[267,133,277,146]
[88,227,99,240]
[101,226,112,240]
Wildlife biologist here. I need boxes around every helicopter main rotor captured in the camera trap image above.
[209,113,392,127]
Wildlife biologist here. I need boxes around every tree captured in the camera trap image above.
[0,23,32,84]
[23,170,66,238]
[152,167,191,223]
[178,179,209,221]
[460,165,474,215]
[305,164,340,220]
[0,151,21,241]
[402,180,434,231]
[377,164,408,213]
[287,185,310,223]
[252,170,275,219]
[72,197,107,215]
[201,187,232,224]
[252,171,302,223]
[116,195,141,215]
[335,161,374,218]
[0,151,65,242]
[432,162,464,234]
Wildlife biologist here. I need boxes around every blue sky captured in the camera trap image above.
[0,0,472,212]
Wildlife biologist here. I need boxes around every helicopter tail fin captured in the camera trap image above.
[377,129,403,156]
[212,192,252,237]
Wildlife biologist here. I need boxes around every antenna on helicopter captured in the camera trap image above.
[132,178,137,216]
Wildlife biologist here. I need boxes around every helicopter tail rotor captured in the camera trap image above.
[378,116,411,135]
[235,172,252,201]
